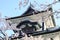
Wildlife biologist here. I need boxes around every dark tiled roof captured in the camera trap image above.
[11,27,60,39]
[6,7,52,20]
[21,7,34,16]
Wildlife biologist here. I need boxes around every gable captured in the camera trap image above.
[6,7,56,31]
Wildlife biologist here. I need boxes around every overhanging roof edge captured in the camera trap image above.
[6,7,52,20]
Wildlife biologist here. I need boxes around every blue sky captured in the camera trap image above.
[0,0,30,17]
[0,0,60,37]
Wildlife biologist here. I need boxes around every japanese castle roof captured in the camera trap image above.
[6,6,52,20]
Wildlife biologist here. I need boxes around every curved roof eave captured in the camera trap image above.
[6,7,52,20]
